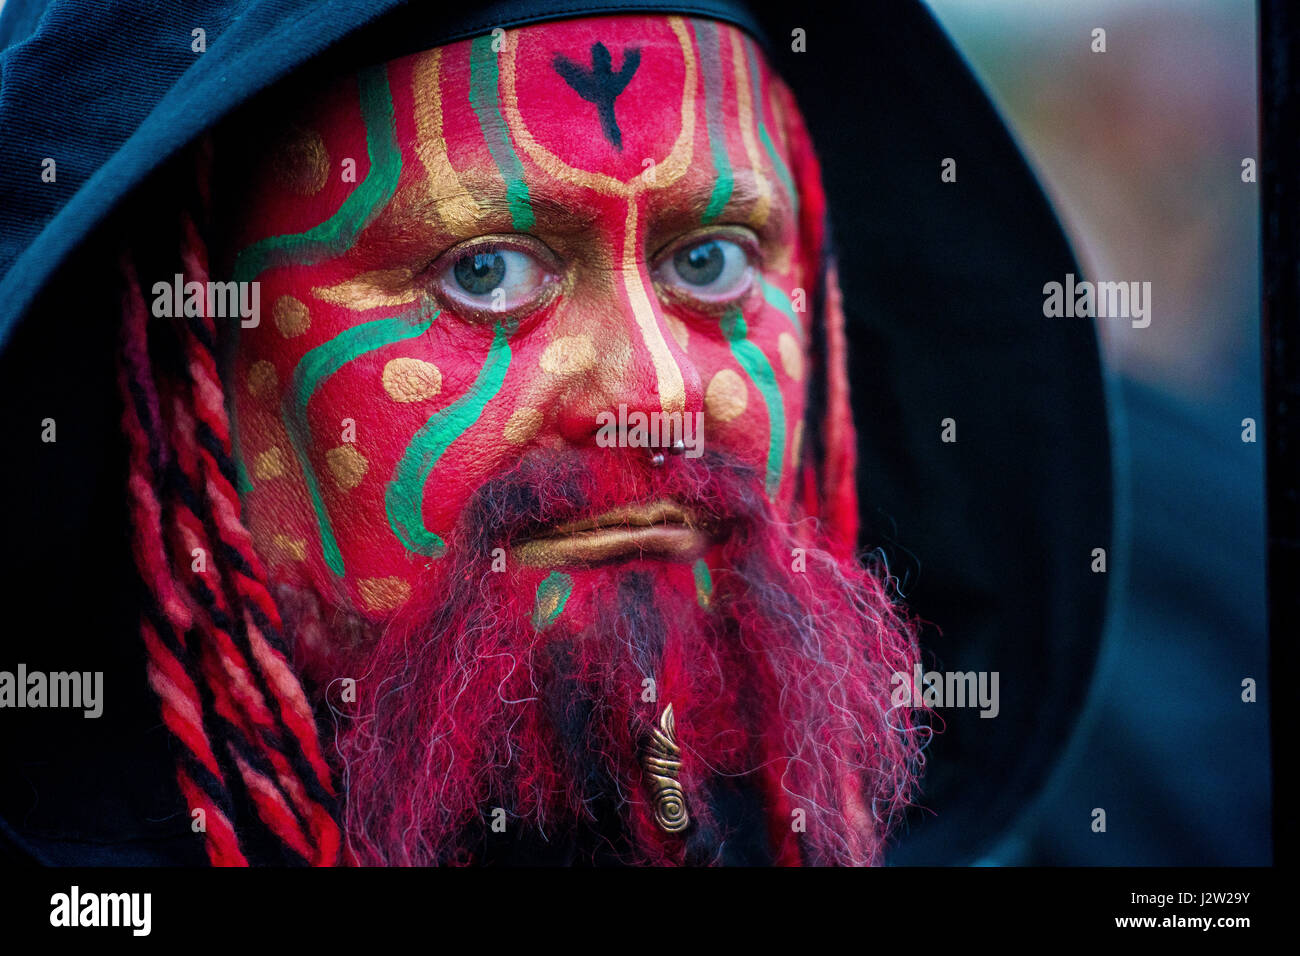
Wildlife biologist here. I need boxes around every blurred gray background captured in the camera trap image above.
[925,0,1270,865]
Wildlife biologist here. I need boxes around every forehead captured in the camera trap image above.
[268,15,783,203]
[449,16,697,185]
[233,14,799,281]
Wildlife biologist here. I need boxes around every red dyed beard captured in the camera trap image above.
[280,450,923,866]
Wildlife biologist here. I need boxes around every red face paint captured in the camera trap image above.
[230,15,817,622]
[225,16,918,866]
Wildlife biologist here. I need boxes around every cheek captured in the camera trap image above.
[233,290,523,614]
[754,280,810,483]
[689,285,808,502]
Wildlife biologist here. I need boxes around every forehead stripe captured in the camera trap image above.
[729,28,771,227]
[413,47,485,231]
[743,35,797,219]
[693,19,733,224]
[468,35,535,230]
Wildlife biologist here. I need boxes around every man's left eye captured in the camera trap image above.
[432,241,555,317]
[657,236,754,302]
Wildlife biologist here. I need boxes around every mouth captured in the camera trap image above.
[512,500,710,567]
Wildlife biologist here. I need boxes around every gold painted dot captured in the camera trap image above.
[274,296,311,337]
[272,126,330,196]
[540,335,596,376]
[778,332,803,381]
[253,447,288,480]
[269,533,307,563]
[326,445,369,490]
[358,576,412,612]
[665,315,689,350]
[705,368,748,423]
[791,419,804,466]
[382,357,442,403]
[247,360,278,398]
[504,407,543,444]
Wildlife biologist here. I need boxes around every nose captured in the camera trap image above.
[553,267,704,448]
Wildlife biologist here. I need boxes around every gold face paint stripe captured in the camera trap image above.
[313,270,418,310]
[413,47,485,231]
[622,198,685,414]
[649,17,700,189]
[744,35,798,219]
[729,26,772,228]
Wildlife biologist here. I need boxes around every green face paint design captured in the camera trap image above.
[722,309,786,498]
[282,307,437,576]
[232,65,403,288]
[693,559,714,609]
[386,321,513,557]
[468,35,535,230]
[531,571,574,630]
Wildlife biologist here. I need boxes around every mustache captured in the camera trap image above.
[454,446,767,556]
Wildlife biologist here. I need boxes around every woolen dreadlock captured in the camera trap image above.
[116,138,343,866]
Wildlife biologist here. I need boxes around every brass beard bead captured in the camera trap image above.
[642,703,690,833]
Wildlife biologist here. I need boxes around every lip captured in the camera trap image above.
[512,500,710,567]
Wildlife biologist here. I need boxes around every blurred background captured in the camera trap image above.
[922,0,1270,864]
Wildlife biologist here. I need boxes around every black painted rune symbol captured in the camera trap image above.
[553,42,642,151]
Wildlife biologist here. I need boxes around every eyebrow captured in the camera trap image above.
[401,171,789,236]
[652,174,791,237]
[402,184,600,235]
[710,176,779,221]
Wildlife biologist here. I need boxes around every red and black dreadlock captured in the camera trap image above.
[116,139,343,866]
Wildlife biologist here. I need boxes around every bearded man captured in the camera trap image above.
[0,0,1111,867]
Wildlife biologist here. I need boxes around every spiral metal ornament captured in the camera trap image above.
[642,703,690,833]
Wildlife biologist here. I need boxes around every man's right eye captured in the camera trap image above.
[431,237,558,318]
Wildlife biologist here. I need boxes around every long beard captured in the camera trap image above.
[286,449,923,866]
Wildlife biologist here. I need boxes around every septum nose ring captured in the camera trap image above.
[650,440,686,467]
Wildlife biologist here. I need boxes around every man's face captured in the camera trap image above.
[231,14,811,620]
[227,14,917,866]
